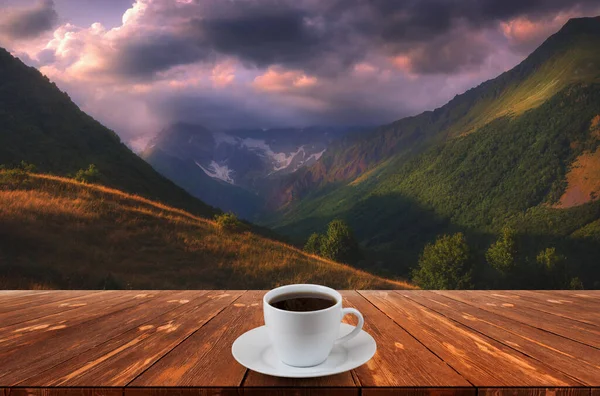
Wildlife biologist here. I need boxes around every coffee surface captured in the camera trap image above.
[269,293,336,312]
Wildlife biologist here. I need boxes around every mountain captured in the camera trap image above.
[141,123,360,219]
[0,48,215,218]
[141,123,262,219]
[0,172,411,289]
[267,17,600,288]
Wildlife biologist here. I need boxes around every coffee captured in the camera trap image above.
[269,292,337,312]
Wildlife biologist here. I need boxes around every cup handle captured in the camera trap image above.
[336,307,364,344]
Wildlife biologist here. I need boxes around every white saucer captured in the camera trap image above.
[231,323,376,378]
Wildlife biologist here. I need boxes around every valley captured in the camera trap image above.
[261,17,600,288]
[1,5,600,290]
[141,123,362,219]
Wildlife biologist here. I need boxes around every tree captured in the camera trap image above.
[320,219,362,264]
[214,212,247,233]
[486,227,517,276]
[74,164,100,183]
[304,233,324,255]
[536,247,567,288]
[569,277,584,290]
[412,232,473,290]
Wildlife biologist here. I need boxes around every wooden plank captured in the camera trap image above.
[126,388,241,396]
[341,291,470,388]
[0,291,95,314]
[0,291,196,386]
[0,291,123,328]
[243,389,358,396]
[363,389,475,396]
[7,388,122,396]
[20,291,242,386]
[0,291,159,352]
[549,290,600,300]
[400,291,600,386]
[129,290,263,387]
[515,290,600,305]
[360,291,581,387]
[503,291,600,324]
[436,291,600,349]
[478,388,590,396]
[243,373,355,389]
[0,290,46,301]
[592,388,600,396]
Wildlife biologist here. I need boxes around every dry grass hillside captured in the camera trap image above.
[0,172,413,290]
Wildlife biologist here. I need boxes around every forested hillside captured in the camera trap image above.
[268,17,600,289]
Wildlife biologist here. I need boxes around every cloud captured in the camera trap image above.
[0,0,58,40]
[22,0,600,81]
[3,0,600,145]
[253,67,318,93]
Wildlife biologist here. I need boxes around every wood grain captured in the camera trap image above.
[362,388,475,396]
[0,291,95,314]
[499,291,600,326]
[243,389,358,396]
[0,291,123,328]
[6,388,122,396]
[18,291,245,386]
[400,291,600,386]
[0,291,160,352]
[130,291,264,387]
[478,388,590,396]
[548,291,600,300]
[342,291,471,388]
[360,291,581,387]
[0,291,597,395]
[125,387,242,395]
[0,291,197,385]
[436,291,600,349]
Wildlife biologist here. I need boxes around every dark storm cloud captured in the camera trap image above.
[198,12,321,67]
[105,0,600,79]
[157,92,280,131]
[111,33,213,79]
[354,0,600,73]
[0,0,58,39]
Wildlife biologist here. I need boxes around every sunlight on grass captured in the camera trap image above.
[0,173,414,290]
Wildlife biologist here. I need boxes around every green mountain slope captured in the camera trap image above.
[269,17,600,288]
[274,16,600,206]
[0,48,216,217]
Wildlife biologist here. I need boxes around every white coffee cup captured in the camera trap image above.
[263,284,364,367]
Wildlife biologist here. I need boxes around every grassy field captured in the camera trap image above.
[0,172,413,290]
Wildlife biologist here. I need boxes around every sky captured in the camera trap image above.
[1,0,599,151]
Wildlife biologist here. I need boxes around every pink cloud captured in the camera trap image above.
[253,67,318,93]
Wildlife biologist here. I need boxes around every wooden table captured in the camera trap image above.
[0,290,598,395]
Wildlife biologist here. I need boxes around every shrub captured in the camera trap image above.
[215,212,247,233]
[320,219,362,264]
[412,232,473,290]
[569,277,584,290]
[304,233,325,255]
[0,161,35,188]
[486,227,517,276]
[75,164,100,183]
[537,247,568,288]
